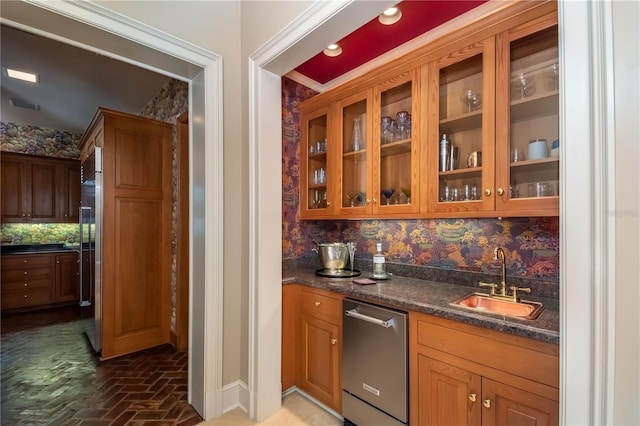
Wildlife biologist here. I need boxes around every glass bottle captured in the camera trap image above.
[372,243,387,279]
[351,116,363,151]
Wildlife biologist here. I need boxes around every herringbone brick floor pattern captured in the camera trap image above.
[1,306,202,425]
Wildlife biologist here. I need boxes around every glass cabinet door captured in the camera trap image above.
[338,92,370,216]
[299,106,333,218]
[373,71,419,214]
[495,22,559,212]
[427,39,495,213]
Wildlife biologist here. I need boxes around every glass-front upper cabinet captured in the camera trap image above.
[495,20,559,213]
[372,70,419,215]
[337,91,371,217]
[425,39,495,214]
[299,105,335,219]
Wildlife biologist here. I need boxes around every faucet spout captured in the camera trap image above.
[494,247,507,296]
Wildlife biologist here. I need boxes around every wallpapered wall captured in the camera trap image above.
[281,77,560,282]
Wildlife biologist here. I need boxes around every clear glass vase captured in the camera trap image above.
[351,116,363,151]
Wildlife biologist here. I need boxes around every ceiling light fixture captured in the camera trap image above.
[323,44,343,57]
[4,67,39,83]
[378,7,402,25]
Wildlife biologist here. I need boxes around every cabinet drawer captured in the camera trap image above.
[300,288,342,320]
[2,255,52,269]
[2,278,52,293]
[2,266,52,281]
[1,288,52,310]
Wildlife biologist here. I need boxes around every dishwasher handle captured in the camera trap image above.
[345,308,395,328]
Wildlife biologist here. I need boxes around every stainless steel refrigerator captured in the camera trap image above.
[79,147,102,353]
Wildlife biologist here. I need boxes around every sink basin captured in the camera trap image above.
[450,292,545,320]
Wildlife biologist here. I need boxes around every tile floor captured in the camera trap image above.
[197,392,342,426]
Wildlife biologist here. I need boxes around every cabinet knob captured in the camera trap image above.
[326,201,331,207]
[497,187,504,196]
[22,213,26,217]
[24,283,28,287]
[314,301,320,307]
[24,294,28,298]
[56,260,60,264]
[484,189,492,197]
[23,260,27,264]
[24,271,28,275]
[468,393,477,402]
[331,338,337,345]
[372,198,377,204]
[483,399,491,408]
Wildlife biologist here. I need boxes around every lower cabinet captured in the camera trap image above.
[283,284,343,413]
[410,311,559,426]
[54,253,80,303]
[1,252,79,312]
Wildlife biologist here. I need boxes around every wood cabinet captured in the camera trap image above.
[1,152,80,223]
[54,252,79,303]
[80,107,173,360]
[282,284,343,412]
[297,1,558,219]
[410,311,559,426]
[1,254,54,310]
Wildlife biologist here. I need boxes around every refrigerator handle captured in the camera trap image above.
[79,206,92,307]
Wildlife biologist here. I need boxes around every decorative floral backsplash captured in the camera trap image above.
[0,122,82,159]
[281,77,559,282]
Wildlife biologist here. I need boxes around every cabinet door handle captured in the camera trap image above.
[497,187,504,196]
[331,338,337,345]
[314,301,320,307]
[57,260,60,264]
[24,294,28,298]
[483,399,491,408]
[468,393,477,402]
[24,271,28,275]
[372,198,377,204]
[484,189,492,197]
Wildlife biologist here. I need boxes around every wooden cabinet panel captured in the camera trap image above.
[1,156,26,221]
[1,254,54,311]
[83,107,172,360]
[55,253,79,303]
[416,355,481,426]
[298,313,341,410]
[483,378,559,426]
[0,152,80,223]
[282,285,299,392]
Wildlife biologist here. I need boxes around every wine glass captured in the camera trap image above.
[400,187,411,204]
[460,89,480,113]
[513,72,536,99]
[381,188,395,205]
[545,63,559,91]
[345,191,357,207]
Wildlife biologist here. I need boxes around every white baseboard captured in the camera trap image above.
[222,380,251,415]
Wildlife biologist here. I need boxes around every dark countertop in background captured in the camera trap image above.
[283,267,559,344]
[1,244,80,255]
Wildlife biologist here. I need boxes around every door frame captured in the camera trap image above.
[175,111,190,352]
[0,1,224,418]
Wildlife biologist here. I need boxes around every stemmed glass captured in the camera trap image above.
[460,89,480,113]
[545,63,559,91]
[381,188,395,205]
[345,191,358,207]
[514,72,536,99]
[347,242,356,274]
[400,187,411,204]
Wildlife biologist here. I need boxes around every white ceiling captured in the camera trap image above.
[1,24,171,134]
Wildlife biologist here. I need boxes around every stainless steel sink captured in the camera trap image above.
[450,292,545,320]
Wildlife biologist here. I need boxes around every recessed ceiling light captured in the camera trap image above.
[323,44,342,57]
[378,7,402,25]
[4,67,39,83]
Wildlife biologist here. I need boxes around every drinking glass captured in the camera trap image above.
[460,89,480,113]
[381,188,395,205]
[400,187,411,204]
[511,148,525,162]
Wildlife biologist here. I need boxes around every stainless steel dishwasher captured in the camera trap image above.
[342,298,408,426]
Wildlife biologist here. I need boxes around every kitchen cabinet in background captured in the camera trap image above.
[1,251,79,312]
[0,152,81,223]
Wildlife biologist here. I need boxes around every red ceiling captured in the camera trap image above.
[294,0,488,85]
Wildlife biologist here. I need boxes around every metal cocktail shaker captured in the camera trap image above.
[439,134,451,172]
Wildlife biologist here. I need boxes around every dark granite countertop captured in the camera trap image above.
[283,267,559,345]
[1,244,80,255]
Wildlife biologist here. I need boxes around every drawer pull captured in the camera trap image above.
[24,294,28,298]
[23,260,28,263]
[468,393,477,402]
[24,271,28,275]
[483,399,491,408]
[24,283,28,287]
[314,301,320,307]
[331,338,337,345]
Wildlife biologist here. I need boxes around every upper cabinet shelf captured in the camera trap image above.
[298,1,559,219]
